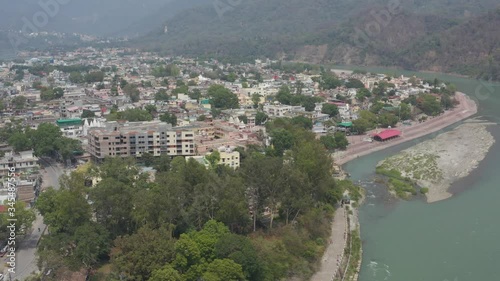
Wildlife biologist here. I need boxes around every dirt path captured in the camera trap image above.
[310,208,347,281]
[334,92,477,165]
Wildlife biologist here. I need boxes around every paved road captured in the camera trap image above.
[310,208,347,281]
[7,159,66,281]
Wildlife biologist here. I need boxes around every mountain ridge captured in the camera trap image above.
[135,0,500,80]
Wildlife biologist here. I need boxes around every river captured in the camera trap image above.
[336,67,500,281]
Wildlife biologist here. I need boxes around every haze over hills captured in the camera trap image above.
[136,0,499,80]
[0,0,209,37]
[0,0,498,80]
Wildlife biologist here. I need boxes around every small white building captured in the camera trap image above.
[0,150,39,178]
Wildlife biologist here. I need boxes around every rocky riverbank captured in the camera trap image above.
[376,122,495,203]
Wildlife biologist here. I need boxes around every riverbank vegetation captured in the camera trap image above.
[375,167,419,200]
[32,120,359,281]
[343,230,362,281]
[376,123,495,203]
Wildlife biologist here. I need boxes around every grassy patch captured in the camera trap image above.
[377,152,444,199]
[376,166,418,200]
[388,178,417,200]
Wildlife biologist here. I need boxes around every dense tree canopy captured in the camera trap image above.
[207,85,239,109]
[321,103,339,117]
[160,112,178,126]
[32,119,360,281]
[152,64,180,78]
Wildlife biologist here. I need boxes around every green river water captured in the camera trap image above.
[336,67,500,281]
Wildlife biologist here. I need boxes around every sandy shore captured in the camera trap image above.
[377,122,495,202]
[334,92,477,166]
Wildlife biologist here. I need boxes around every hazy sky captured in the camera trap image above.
[0,0,209,36]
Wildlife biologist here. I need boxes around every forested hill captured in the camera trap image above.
[136,0,500,80]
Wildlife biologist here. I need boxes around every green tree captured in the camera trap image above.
[302,97,316,112]
[255,112,268,125]
[440,95,454,110]
[270,129,294,156]
[142,152,155,167]
[154,154,171,173]
[123,84,141,102]
[149,265,182,281]
[251,93,261,108]
[378,112,399,128]
[40,87,55,101]
[12,95,27,110]
[333,132,348,150]
[275,85,292,104]
[173,85,189,95]
[399,103,412,120]
[90,178,135,238]
[206,151,221,169]
[223,72,238,82]
[356,88,372,101]
[160,112,178,126]
[145,104,157,115]
[73,222,111,270]
[320,72,341,89]
[189,89,202,101]
[69,72,84,83]
[352,118,371,134]
[108,108,153,122]
[30,123,64,157]
[8,132,32,152]
[155,89,170,101]
[238,115,248,124]
[37,188,91,234]
[320,135,336,150]
[0,201,35,235]
[84,71,105,83]
[112,225,176,281]
[214,233,262,280]
[81,110,96,118]
[152,64,180,78]
[345,78,365,88]
[321,103,339,117]
[202,259,245,281]
[418,94,442,116]
[32,81,42,89]
[53,87,64,99]
[291,116,312,130]
[208,85,239,109]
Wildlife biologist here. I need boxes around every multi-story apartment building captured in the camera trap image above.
[87,121,195,161]
[218,146,240,169]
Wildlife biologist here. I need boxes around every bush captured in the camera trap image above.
[420,187,429,194]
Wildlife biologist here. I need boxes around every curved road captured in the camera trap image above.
[8,159,66,281]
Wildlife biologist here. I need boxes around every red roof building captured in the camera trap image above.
[373,129,401,141]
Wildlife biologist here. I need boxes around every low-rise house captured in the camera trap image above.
[0,150,39,179]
